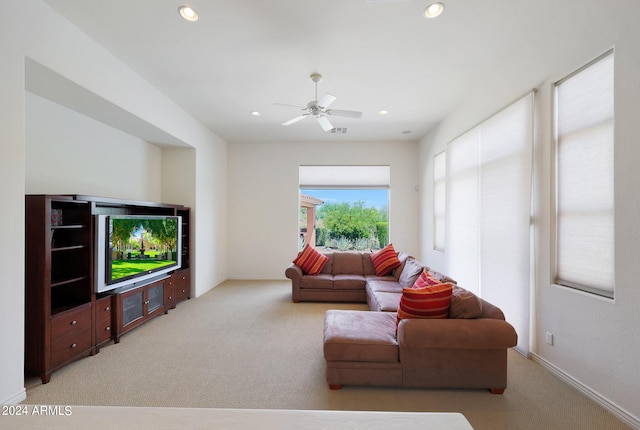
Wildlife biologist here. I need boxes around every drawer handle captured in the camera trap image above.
[182,276,186,280]
[105,306,110,311]
[105,327,111,332]
[70,343,77,349]
[169,296,172,300]
[70,320,77,325]
[144,300,150,305]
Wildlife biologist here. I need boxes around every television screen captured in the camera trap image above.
[107,216,180,285]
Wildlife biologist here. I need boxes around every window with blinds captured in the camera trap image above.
[446,92,534,355]
[554,50,615,299]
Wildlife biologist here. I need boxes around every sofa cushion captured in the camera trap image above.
[397,258,425,288]
[366,279,404,294]
[332,252,365,275]
[362,253,377,276]
[449,286,483,319]
[333,274,367,290]
[424,268,457,285]
[299,274,334,290]
[293,244,328,275]
[369,291,402,312]
[319,253,334,274]
[324,310,398,363]
[370,244,402,276]
[397,278,453,325]
[393,252,412,280]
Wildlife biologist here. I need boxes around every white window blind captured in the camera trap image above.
[299,165,390,189]
[554,51,614,298]
[447,92,534,355]
[447,129,481,295]
[433,151,446,251]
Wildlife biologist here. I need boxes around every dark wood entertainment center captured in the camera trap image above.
[25,194,191,384]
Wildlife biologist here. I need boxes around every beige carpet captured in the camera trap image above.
[23,280,632,430]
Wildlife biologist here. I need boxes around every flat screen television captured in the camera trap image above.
[95,214,182,293]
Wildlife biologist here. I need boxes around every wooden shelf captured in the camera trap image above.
[25,195,94,384]
[51,276,88,288]
[52,245,87,252]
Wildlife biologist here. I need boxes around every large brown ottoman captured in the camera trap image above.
[323,310,402,389]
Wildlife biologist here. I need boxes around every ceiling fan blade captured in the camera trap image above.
[282,114,308,126]
[274,102,306,109]
[316,116,334,132]
[317,93,337,109]
[327,109,362,119]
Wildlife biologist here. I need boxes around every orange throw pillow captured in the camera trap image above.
[293,243,328,275]
[370,243,402,276]
[397,271,453,326]
[412,268,446,288]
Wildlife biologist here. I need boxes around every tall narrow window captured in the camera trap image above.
[433,151,446,251]
[554,50,615,298]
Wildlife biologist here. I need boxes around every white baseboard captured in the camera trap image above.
[530,353,640,430]
[1,388,26,405]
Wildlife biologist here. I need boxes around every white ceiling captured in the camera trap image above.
[40,0,595,144]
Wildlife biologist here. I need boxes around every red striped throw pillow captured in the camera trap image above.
[293,244,328,275]
[397,277,453,326]
[412,269,445,288]
[370,243,402,276]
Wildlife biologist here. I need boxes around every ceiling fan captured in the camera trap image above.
[276,73,362,132]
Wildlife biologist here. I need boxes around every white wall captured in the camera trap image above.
[0,1,28,406]
[0,0,227,405]
[227,141,419,279]
[418,0,640,424]
[192,135,229,293]
[26,92,163,200]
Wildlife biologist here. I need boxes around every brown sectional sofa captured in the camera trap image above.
[285,250,518,393]
[285,251,412,304]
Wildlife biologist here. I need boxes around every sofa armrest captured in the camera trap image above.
[398,318,517,350]
[285,263,303,280]
[285,264,303,303]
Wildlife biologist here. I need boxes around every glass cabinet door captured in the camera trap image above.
[147,283,164,314]
[122,291,144,327]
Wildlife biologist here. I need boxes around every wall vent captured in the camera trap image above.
[330,128,348,134]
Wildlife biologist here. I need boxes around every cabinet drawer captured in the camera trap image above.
[175,270,191,302]
[96,296,113,343]
[165,278,175,309]
[96,296,113,323]
[51,304,91,336]
[96,321,113,344]
[51,305,92,368]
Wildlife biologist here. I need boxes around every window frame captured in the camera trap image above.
[433,150,446,252]
[552,49,615,299]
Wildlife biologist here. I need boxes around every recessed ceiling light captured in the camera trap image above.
[378,110,389,115]
[178,5,199,22]
[424,2,444,18]
[251,111,261,116]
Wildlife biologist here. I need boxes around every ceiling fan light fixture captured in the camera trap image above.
[277,73,362,131]
[178,5,199,22]
[424,2,444,18]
